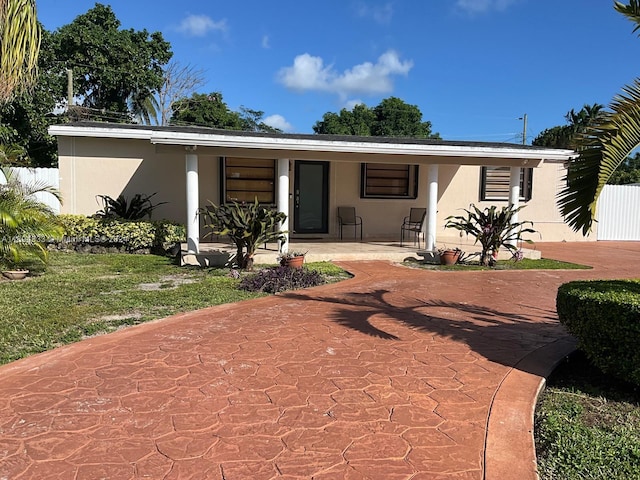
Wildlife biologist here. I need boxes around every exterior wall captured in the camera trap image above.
[57,137,220,224]
[56,135,592,243]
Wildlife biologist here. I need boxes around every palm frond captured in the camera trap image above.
[615,1,640,35]
[558,77,640,234]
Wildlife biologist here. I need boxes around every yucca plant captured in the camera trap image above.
[445,204,537,267]
[0,166,63,269]
[200,198,287,270]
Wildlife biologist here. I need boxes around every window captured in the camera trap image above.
[361,163,419,199]
[480,166,533,201]
[222,157,276,204]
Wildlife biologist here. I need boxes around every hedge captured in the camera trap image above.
[54,214,185,253]
[556,279,640,386]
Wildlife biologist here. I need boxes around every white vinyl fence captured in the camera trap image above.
[596,184,640,241]
[1,167,61,214]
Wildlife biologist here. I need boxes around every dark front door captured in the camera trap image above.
[294,161,329,234]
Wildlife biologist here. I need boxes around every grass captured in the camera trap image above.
[0,252,350,365]
[405,257,591,271]
[535,350,640,479]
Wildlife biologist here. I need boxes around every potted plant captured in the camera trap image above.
[438,247,462,265]
[277,250,306,269]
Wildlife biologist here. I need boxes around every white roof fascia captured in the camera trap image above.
[150,131,575,162]
[49,124,153,141]
[49,124,576,162]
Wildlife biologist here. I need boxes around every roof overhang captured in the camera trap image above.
[49,123,577,167]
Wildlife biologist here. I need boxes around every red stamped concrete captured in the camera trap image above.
[0,242,638,479]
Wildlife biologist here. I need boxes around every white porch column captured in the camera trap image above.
[508,166,521,247]
[426,164,439,251]
[277,158,290,251]
[185,147,199,253]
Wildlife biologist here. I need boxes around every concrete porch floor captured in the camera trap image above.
[181,236,542,267]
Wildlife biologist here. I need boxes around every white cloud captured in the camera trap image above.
[264,114,294,132]
[344,99,365,110]
[262,35,270,49]
[355,2,394,24]
[455,0,518,14]
[277,50,413,98]
[176,14,227,37]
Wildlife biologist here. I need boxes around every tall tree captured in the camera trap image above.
[170,92,243,129]
[51,3,172,119]
[558,1,640,234]
[171,92,280,133]
[313,97,440,138]
[0,0,40,103]
[157,60,205,126]
[532,103,604,149]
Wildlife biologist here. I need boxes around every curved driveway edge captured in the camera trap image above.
[0,242,638,479]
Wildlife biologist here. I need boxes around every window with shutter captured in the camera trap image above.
[361,163,419,199]
[222,158,276,204]
[480,166,532,201]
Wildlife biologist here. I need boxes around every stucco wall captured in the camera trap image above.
[56,136,594,243]
[58,137,220,224]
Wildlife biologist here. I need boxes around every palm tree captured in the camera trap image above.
[0,166,62,269]
[558,1,640,235]
[0,0,41,103]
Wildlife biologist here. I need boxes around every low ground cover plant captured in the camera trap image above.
[239,265,324,293]
[535,351,640,479]
[405,257,590,271]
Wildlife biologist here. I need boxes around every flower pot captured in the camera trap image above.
[281,255,304,269]
[2,270,29,280]
[439,250,460,266]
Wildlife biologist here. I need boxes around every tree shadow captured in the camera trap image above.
[284,288,568,373]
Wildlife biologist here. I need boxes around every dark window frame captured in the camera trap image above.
[360,163,419,199]
[480,166,533,202]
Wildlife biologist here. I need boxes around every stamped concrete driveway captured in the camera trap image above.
[0,242,638,479]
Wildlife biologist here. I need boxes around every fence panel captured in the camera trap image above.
[596,184,640,241]
[1,167,61,214]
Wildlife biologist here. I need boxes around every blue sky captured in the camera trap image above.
[36,0,638,143]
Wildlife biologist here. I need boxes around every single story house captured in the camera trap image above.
[48,122,583,253]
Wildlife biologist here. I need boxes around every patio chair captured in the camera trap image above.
[337,206,363,241]
[400,207,427,248]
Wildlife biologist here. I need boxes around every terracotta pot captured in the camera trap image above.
[2,270,29,280]
[439,250,460,266]
[281,255,304,269]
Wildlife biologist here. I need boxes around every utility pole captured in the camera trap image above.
[67,68,74,107]
[519,113,528,145]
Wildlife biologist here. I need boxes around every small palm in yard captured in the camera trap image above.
[0,166,63,269]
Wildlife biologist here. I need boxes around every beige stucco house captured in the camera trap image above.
[49,122,585,254]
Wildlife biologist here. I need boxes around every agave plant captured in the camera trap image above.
[200,198,287,270]
[445,204,537,267]
[0,166,63,269]
[95,192,166,220]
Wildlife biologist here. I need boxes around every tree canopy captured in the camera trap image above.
[532,103,603,149]
[171,92,280,133]
[51,3,172,119]
[313,97,440,138]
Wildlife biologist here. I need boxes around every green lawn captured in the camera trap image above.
[535,351,640,479]
[0,252,348,365]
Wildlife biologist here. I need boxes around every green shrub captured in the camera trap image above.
[556,280,640,386]
[57,214,185,253]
